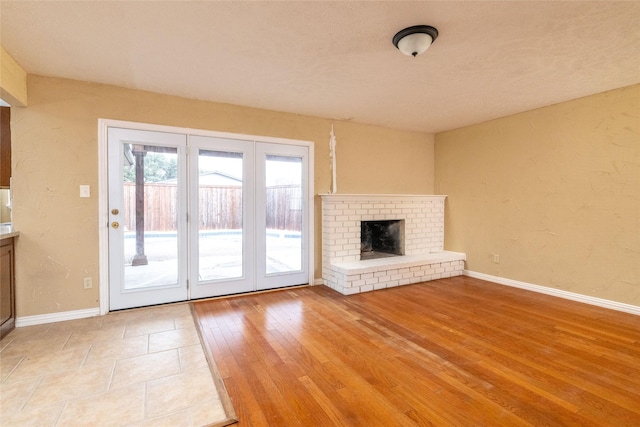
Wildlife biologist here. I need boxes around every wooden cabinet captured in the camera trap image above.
[0,237,15,339]
[1,107,11,188]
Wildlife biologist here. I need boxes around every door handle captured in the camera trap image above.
[111,222,120,229]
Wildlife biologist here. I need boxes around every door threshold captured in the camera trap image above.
[190,283,312,304]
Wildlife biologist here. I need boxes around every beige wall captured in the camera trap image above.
[435,84,639,306]
[12,75,434,317]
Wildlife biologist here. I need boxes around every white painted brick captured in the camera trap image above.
[361,272,374,279]
[374,283,388,291]
[365,277,379,285]
[350,279,366,287]
[342,286,361,295]
[360,284,374,293]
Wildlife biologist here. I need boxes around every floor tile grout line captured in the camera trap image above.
[17,373,45,413]
[79,342,93,368]
[20,362,116,412]
[178,341,185,372]
[52,398,68,427]
[1,354,25,384]
[106,349,119,392]
[142,379,149,422]
[0,336,15,352]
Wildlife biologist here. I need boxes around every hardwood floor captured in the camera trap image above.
[192,276,640,426]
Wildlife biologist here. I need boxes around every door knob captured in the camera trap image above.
[111,209,119,215]
[111,222,120,229]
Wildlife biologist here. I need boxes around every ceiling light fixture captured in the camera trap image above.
[392,25,439,57]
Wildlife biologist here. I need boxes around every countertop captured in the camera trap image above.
[0,224,19,240]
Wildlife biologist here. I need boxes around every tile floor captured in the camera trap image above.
[0,303,227,426]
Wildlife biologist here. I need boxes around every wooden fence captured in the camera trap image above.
[123,183,302,232]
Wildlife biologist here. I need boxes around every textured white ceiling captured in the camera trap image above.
[1,1,639,133]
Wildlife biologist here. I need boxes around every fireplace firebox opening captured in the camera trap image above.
[360,220,405,260]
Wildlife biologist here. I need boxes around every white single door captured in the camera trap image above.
[108,127,188,310]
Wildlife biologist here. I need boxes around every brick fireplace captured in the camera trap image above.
[321,194,465,295]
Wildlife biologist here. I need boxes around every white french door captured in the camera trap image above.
[107,125,311,311]
[255,143,309,290]
[187,136,255,298]
[188,138,309,297]
[108,128,189,310]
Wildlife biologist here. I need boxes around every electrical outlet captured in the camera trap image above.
[83,277,93,289]
[493,254,500,264]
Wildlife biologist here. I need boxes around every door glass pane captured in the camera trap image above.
[198,150,243,281]
[123,145,179,290]
[265,155,302,274]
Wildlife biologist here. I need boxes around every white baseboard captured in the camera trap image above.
[464,270,640,316]
[16,273,636,327]
[16,307,101,327]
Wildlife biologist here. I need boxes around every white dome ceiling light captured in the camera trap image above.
[392,25,439,57]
